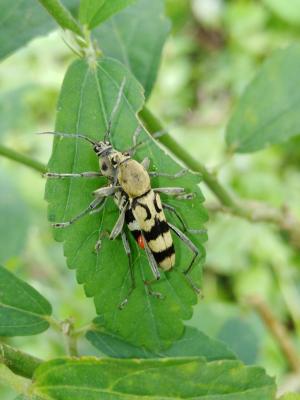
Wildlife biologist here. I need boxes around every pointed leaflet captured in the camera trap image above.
[0,266,51,336]
[79,0,137,29]
[86,324,236,360]
[45,58,207,350]
[93,0,171,99]
[31,357,276,399]
[226,45,300,153]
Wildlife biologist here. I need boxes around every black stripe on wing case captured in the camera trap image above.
[154,194,162,213]
[125,208,141,241]
[134,202,152,221]
[152,245,175,263]
[125,208,135,224]
[143,219,169,242]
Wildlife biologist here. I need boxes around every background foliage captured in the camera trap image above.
[1,0,300,399]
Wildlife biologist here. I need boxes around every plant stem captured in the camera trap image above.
[140,106,300,248]
[0,145,47,173]
[47,316,79,356]
[0,343,43,379]
[38,0,83,37]
[248,296,300,372]
[140,106,242,211]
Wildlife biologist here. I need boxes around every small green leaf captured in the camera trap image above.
[263,0,300,25]
[0,173,30,263]
[45,58,207,351]
[86,323,236,360]
[226,45,300,153]
[94,0,171,98]
[79,0,137,29]
[0,266,52,336]
[38,0,82,36]
[31,357,276,399]
[0,0,78,61]
[0,343,42,379]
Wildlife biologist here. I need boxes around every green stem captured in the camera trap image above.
[140,106,300,248]
[0,343,43,379]
[0,145,47,173]
[38,0,83,37]
[140,106,243,211]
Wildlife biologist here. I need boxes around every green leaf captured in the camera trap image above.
[31,357,276,399]
[45,58,207,351]
[0,266,52,336]
[0,343,42,379]
[38,0,82,36]
[218,317,259,365]
[0,0,78,61]
[0,173,30,263]
[226,45,300,153]
[79,0,137,29]
[263,0,300,25]
[86,323,236,360]
[94,0,171,99]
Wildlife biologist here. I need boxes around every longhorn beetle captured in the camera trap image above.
[42,79,204,308]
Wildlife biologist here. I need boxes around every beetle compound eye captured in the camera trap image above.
[101,162,108,171]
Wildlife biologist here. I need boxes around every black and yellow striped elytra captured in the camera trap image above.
[115,189,175,271]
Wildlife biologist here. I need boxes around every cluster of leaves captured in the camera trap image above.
[1,0,300,399]
[0,264,276,398]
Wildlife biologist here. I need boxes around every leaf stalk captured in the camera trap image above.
[0,144,47,173]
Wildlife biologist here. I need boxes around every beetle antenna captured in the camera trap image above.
[104,77,127,142]
[38,131,97,146]
[126,128,168,155]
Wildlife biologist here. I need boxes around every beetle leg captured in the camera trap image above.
[154,187,195,200]
[163,203,207,235]
[141,231,161,281]
[154,187,185,195]
[94,230,109,253]
[168,222,201,294]
[141,157,151,170]
[109,202,128,240]
[149,169,188,179]
[44,171,102,179]
[52,197,106,228]
[93,185,121,197]
[118,231,136,309]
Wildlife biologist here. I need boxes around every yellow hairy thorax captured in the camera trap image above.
[118,159,151,198]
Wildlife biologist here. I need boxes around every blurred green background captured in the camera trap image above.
[1,0,300,397]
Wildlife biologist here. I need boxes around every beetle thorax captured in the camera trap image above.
[118,159,151,198]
